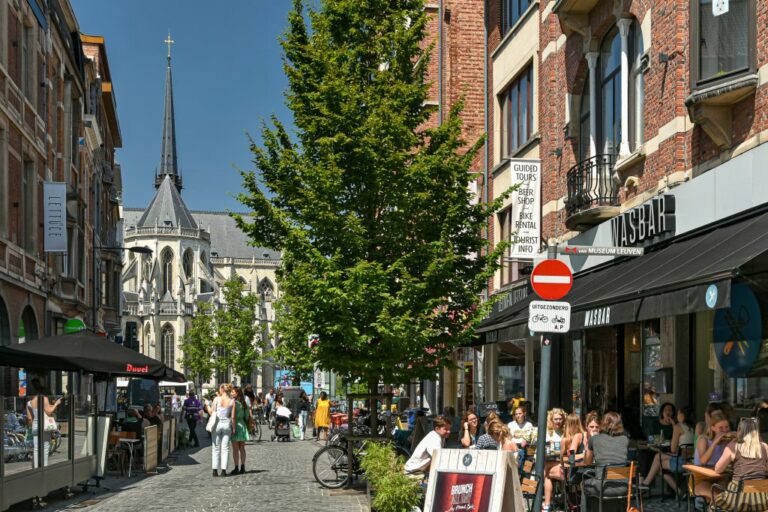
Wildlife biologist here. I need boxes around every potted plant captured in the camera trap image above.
[360,442,423,512]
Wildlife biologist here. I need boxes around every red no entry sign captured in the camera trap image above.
[531,259,573,300]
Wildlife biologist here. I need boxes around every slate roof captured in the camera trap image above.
[124,207,280,261]
[136,175,198,229]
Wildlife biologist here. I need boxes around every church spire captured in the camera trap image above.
[156,32,182,191]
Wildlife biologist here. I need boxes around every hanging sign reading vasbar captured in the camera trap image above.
[509,159,541,258]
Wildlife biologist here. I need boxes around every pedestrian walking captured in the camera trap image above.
[231,386,251,475]
[207,383,235,477]
[298,390,310,440]
[182,391,202,447]
[314,391,331,441]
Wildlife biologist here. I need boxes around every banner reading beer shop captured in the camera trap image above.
[508,159,541,259]
[43,181,67,253]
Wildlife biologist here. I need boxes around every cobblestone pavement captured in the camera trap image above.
[11,425,369,512]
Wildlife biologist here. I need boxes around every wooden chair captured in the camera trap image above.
[582,464,641,512]
[520,475,539,511]
[710,476,768,512]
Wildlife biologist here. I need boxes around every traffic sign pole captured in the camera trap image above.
[532,247,558,512]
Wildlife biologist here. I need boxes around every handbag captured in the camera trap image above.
[43,414,57,432]
[292,424,302,439]
[205,398,218,433]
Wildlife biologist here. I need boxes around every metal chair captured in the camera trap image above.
[710,475,768,512]
[660,443,694,507]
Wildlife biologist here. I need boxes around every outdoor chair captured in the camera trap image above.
[520,474,539,511]
[581,463,642,512]
[106,433,127,476]
[660,443,695,507]
[710,475,768,512]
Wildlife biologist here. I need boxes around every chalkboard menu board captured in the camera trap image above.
[476,402,499,418]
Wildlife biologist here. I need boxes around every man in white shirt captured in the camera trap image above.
[404,416,452,475]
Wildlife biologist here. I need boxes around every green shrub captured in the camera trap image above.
[360,442,422,512]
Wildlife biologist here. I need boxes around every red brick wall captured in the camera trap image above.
[537,0,768,240]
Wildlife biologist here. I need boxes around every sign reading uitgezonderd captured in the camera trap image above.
[509,160,541,258]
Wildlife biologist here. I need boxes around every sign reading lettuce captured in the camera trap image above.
[713,283,762,377]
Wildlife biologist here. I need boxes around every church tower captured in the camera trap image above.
[122,35,280,390]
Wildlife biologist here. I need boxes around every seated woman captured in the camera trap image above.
[543,411,582,512]
[641,406,695,494]
[460,410,480,448]
[475,414,501,450]
[693,410,732,502]
[569,411,600,464]
[712,417,768,511]
[581,411,629,510]
[486,420,517,451]
[658,402,677,441]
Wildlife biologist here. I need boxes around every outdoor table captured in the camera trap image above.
[682,464,721,481]
[119,438,141,477]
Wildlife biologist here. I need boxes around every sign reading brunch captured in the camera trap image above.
[425,449,525,512]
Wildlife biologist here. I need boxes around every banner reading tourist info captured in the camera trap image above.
[43,181,67,252]
[509,159,541,258]
[528,300,571,333]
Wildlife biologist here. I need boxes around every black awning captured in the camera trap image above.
[0,331,184,381]
[476,209,768,344]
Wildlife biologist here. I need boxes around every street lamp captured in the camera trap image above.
[92,246,153,334]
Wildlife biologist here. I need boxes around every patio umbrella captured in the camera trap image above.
[0,331,185,381]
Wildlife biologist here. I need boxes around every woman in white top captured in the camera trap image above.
[641,406,696,493]
[26,378,63,469]
[207,383,235,477]
[541,408,566,512]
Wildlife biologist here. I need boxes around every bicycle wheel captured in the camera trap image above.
[312,445,350,489]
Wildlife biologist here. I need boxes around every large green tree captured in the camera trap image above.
[180,279,260,384]
[234,0,511,386]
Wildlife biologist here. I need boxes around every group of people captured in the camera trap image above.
[204,383,253,477]
[406,399,768,512]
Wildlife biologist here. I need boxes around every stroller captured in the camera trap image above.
[271,412,292,442]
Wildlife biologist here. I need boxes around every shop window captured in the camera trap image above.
[572,334,583,416]
[692,0,754,87]
[498,340,526,400]
[583,326,619,415]
[502,0,532,34]
[500,65,533,157]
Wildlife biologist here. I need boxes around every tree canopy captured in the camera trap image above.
[234,0,511,385]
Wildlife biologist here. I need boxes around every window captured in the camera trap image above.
[500,65,533,157]
[0,296,10,346]
[498,206,513,285]
[0,128,6,238]
[161,248,173,297]
[22,158,35,252]
[183,249,193,279]
[579,81,591,162]
[19,306,38,343]
[502,0,532,34]
[161,324,174,367]
[259,279,274,301]
[21,21,34,101]
[599,28,622,156]
[629,25,645,151]
[693,0,754,86]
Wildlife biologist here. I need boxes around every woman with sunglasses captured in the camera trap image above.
[712,417,768,510]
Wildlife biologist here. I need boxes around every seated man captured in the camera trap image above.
[404,416,451,477]
[122,408,145,435]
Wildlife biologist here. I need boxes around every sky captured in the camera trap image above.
[72,0,295,213]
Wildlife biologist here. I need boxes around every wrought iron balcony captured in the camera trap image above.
[565,154,620,231]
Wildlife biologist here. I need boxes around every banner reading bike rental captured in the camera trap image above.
[508,159,541,259]
[43,181,67,253]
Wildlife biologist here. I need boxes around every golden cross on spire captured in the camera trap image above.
[164,31,175,59]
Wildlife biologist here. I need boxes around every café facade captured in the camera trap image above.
[476,141,768,434]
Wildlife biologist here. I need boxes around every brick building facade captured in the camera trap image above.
[479,0,768,425]
[0,0,122,394]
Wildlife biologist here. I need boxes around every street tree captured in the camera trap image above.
[234,0,512,387]
[215,278,260,384]
[179,302,216,387]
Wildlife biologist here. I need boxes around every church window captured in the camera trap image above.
[259,279,274,301]
[161,324,174,367]
[183,249,193,279]
[161,248,174,296]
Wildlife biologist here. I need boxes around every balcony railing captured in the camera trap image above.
[565,154,620,230]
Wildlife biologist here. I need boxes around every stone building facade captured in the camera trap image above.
[120,48,279,389]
